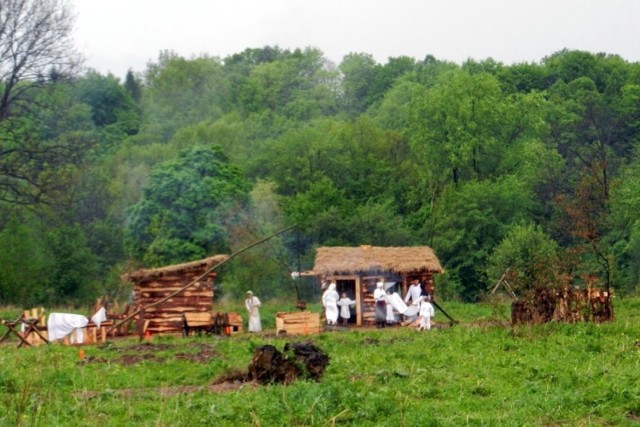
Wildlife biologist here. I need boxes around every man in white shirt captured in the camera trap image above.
[404,279,422,305]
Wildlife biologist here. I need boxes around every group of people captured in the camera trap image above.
[324,278,435,330]
[402,278,435,331]
[245,277,435,334]
[321,281,356,326]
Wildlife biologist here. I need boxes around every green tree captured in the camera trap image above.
[0,215,53,305]
[140,51,230,142]
[487,224,560,294]
[409,70,506,188]
[430,177,536,300]
[74,71,140,136]
[339,52,377,116]
[124,144,250,266]
[0,85,96,205]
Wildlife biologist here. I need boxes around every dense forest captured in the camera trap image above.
[1,3,640,306]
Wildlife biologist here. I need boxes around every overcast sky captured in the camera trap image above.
[72,0,640,80]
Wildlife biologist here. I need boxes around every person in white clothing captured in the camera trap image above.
[374,281,387,328]
[418,295,435,331]
[336,292,356,325]
[322,282,340,325]
[245,291,262,332]
[404,279,423,305]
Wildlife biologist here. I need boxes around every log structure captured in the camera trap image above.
[309,245,444,326]
[122,255,228,335]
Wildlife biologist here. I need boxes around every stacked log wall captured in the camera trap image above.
[133,273,215,334]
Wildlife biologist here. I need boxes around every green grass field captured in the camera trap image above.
[1,298,640,426]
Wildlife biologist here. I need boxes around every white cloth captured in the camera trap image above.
[405,284,423,305]
[48,313,89,343]
[419,300,435,330]
[386,302,397,323]
[385,292,407,313]
[245,296,262,332]
[90,307,107,329]
[322,284,340,325]
[337,297,355,319]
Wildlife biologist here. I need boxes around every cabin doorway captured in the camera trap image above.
[334,278,357,325]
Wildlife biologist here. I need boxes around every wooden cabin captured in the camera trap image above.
[311,245,443,326]
[122,255,228,334]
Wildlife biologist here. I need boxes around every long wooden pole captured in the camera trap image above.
[107,224,298,335]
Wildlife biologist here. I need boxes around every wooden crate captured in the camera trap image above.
[227,312,243,334]
[276,311,321,335]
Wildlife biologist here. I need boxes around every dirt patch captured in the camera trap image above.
[78,342,221,366]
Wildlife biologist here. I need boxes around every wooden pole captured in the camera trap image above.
[107,224,298,335]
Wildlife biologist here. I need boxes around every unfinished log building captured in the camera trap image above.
[122,255,228,334]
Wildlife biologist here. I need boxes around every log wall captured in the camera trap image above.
[133,272,216,334]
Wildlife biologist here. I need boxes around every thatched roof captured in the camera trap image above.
[312,245,443,276]
[123,255,229,282]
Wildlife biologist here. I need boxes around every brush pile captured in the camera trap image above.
[511,286,613,325]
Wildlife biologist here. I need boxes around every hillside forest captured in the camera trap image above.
[2,39,640,306]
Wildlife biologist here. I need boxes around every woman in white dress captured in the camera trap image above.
[245,291,262,332]
[322,282,340,325]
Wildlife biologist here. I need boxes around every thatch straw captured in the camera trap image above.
[312,245,443,276]
[122,254,229,282]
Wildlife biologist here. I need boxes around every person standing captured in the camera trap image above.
[337,292,356,326]
[374,281,387,328]
[404,278,423,305]
[418,295,435,331]
[322,282,340,325]
[245,291,262,332]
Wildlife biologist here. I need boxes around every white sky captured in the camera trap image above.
[72,0,640,80]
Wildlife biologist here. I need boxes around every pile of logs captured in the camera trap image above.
[511,286,613,325]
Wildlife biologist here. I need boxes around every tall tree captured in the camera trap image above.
[124,144,250,267]
[0,0,84,206]
[0,0,81,119]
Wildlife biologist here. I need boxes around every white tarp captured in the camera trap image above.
[48,313,89,343]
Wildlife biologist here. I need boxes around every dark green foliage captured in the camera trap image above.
[124,144,250,266]
[487,224,560,293]
[2,46,640,305]
[0,216,53,305]
[431,178,537,299]
[74,71,139,131]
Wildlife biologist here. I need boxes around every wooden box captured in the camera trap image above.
[275,311,321,335]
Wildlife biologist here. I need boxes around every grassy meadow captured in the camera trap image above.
[1,298,640,426]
